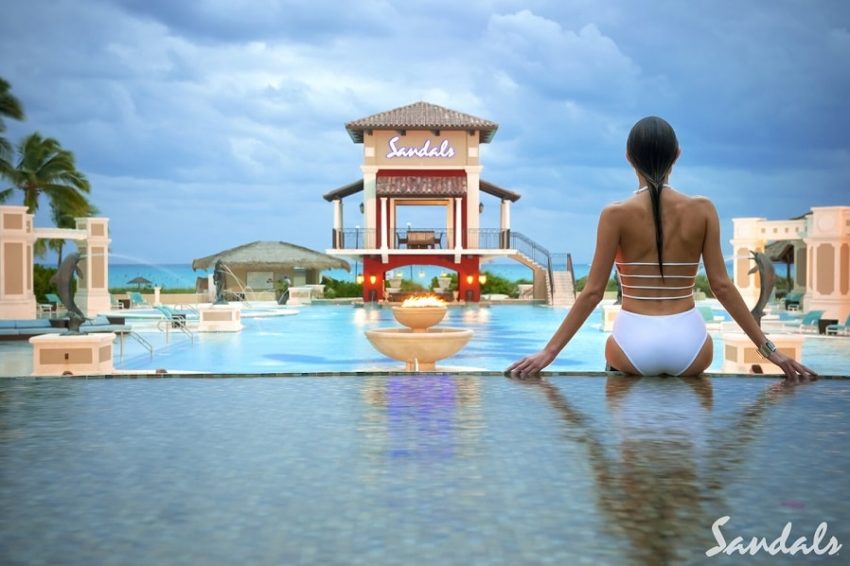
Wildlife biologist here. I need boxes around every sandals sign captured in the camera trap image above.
[386,136,456,159]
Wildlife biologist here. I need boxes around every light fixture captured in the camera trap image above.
[356,274,364,284]
[418,271,425,279]
[466,275,474,285]
[369,274,377,285]
[359,202,365,214]
[479,202,484,214]
[478,274,487,285]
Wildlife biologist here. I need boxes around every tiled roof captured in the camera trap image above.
[346,102,499,143]
[377,176,467,197]
[322,177,521,202]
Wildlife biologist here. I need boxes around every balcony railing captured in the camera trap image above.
[332,228,524,251]
[331,228,556,295]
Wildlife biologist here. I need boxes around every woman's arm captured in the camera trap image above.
[700,198,816,383]
[507,206,621,377]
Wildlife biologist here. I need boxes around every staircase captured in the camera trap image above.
[549,270,576,307]
[508,232,577,307]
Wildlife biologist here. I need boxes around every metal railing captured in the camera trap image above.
[330,227,558,298]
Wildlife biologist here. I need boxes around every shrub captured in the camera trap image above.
[480,270,519,297]
[34,264,61,303]
[321,276,362,298]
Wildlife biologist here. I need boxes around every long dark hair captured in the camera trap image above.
[626,116,679,279]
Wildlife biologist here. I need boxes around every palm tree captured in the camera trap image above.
[0,133,91,215]
[0,77,25,177]
[42,197,100,267]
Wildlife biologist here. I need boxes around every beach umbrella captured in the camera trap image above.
[127,276,153,289]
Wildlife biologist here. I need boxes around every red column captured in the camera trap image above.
[362,257,384,302]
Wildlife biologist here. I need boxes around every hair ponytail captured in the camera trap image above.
[626,117,679,280]
[648,179,665,280]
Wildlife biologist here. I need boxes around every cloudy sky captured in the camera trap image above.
[1,0,848,265]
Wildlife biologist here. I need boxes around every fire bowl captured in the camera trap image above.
[365,327,473,371]
[391,305,448,332]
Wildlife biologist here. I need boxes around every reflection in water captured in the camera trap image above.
[361,375,482,462]
[522,377,793,564]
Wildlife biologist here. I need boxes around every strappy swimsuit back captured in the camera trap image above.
[611,187,708,376]
[613,262,708,376]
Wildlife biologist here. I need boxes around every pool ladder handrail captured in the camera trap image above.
[155,313,195,343]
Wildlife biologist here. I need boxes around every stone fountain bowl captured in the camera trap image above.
[391,305,447,332]
[365,327,473,371]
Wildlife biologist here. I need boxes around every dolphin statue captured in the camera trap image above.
[49,252,87,333]
[748,250,776,327]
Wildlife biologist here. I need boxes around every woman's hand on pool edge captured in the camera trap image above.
[767,351,818,384]
[506,350,557,378]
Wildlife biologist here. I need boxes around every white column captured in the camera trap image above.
[361,165,378,249]
[454,198,463,250]
[380,197,389,251]
[500,199,511,232]
[465,166,482,248]
[0,206,37,319]
[332,199,343,249]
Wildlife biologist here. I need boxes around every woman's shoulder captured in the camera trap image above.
[670,190,717,212]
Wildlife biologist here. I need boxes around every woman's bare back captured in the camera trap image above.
[611,188,711,315]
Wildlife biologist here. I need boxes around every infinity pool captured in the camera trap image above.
[0,303,848,376]
[1,375,847,564]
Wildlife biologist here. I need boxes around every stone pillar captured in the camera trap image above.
[74,217,111,317]
[465,165,482,248]
[361,165,378,249]
[729,217,766,309]
[804,206,850,321]
[0,206,37,319]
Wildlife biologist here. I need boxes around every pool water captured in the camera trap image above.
[0,303,847,377]
[110,303,846,376]
[1,375,847,564]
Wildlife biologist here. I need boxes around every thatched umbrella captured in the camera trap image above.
[191,241,350,273]
[127,276,153,289]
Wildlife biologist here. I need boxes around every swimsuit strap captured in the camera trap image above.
[621,292,695,301]
[634,184,673,194]
[620,284,695,290]
[616,261,700,266]
[618,274,696,279]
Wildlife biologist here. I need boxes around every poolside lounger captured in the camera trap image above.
[45,293,64,312]
[110,294,125,310]
[783,309,825,333]
[154,305,187,327]
[129,292,149,308]
[783,290,804,311]
[826,314,850,336]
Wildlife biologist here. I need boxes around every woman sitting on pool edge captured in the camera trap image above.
[507,116,816,383]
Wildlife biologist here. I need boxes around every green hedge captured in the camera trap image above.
[321,276,363,298]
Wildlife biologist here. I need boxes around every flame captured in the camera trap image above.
[400,295,447,308]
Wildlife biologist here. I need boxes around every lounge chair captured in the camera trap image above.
[110,294,125,310]
[783,309,825,333]
[154,305,188,328]
[697,305,724,330]
[826,313,850,336]
[129,292,149,308]
[784,290,804,311]
[45,293,63,313]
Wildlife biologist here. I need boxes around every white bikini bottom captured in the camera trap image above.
[611,307,709,376]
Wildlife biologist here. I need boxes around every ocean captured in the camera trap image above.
[106,261,590,290]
